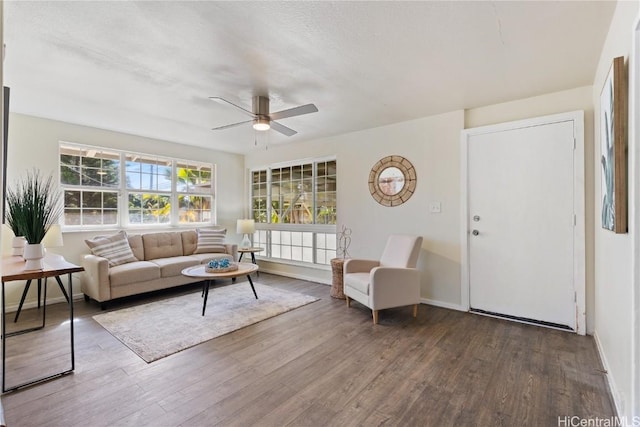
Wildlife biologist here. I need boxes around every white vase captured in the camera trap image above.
[11,236,27,256]
[23,243,45,270]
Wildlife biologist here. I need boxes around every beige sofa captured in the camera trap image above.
[82,230,237,307]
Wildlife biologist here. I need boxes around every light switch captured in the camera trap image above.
[429,202,441,213]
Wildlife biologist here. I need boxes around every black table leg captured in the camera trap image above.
[14,279,33,322]
[42,277,48,329]
[247,275,258,299]
[202,280,211,316]
[234,254,242,283]
[2,282,7,392]
[16,275,71,322]
[2,275,75,392]
[251,252,260,277]
[68,272,75,371]
[55,276,70,303]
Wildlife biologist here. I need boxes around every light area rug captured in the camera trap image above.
[92,283,319,363]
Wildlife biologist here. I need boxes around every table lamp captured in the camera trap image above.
[43,224,64,249]
[236,219,255,249]
[1,224,26,256]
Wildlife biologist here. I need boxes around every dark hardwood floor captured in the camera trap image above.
[1,273,615,426]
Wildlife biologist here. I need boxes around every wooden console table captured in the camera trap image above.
[1,254,83,392]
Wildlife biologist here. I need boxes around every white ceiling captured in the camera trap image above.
[4,1,616,154]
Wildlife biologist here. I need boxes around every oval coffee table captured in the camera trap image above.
[182,262,259,316]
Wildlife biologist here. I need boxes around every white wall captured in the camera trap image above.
[4,113,245,309]
[633,13,640,422]
[591,0,639,420]
[633,11,640,423]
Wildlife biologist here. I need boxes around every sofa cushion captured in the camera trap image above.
[194,228,226,254]
[142,232,183,260]
[109,261,161,287]
[344,273,370,295]
[150,256,200,278]
[190,253,234,265]
[127,234,144,261]
[181,230,198,255]
[85,231,138,267]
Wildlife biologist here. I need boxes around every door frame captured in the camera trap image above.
[460,111,586,335]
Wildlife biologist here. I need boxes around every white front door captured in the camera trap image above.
[464,114,583,331]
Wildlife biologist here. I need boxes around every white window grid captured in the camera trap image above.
[249,157,337,266]
[59,142,216,229]
[251,230,337,266]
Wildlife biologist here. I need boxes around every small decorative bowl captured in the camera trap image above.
[205,260,238,273]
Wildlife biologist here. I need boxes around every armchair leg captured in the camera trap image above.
[413,304,418,318]
[346,296,351,308]
[372,310,379,324]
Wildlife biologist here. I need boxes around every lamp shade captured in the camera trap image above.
[1,224,16,255]
[42,224,64,248]
[236,219,255,234]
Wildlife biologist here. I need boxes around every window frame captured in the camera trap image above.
[249,156,337,266]
[59,142,217,231]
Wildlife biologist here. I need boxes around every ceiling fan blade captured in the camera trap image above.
[270,121,297,137]
[211,119,253,131]
[209,97,255,117]
[269,103,318,121]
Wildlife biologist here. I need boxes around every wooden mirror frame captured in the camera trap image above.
[368,155,417,207]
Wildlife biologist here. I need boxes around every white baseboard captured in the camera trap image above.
[4,293,84,314]
[251,273,466,309]
[420,298,466,312]
[258,267,332,286]
[593,332,623,418]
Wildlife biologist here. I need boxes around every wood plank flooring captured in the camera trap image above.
[1,273,615,426]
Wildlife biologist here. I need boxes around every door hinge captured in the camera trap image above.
[573,138,576,149]
[574,214,576,226]
[574,291,577,303]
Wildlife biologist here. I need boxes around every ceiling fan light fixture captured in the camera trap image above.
[253,118,270,131]
[211,95,316,136]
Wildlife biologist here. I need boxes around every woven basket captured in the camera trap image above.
[205,263,239,273]
[330,258,346,299]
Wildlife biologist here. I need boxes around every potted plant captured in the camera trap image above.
[5,170,62,269]
[5,203,27,256]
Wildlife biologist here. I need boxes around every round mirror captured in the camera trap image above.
[378,167,405,196]
[368,155,416,207]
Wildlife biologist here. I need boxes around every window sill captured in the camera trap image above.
[255,256,331,271]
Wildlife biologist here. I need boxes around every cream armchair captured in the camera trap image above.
[344,234,423,324]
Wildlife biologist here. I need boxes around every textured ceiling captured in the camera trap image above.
[4,1,615,154]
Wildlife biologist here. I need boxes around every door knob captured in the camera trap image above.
[473,215,480,222]
[472,230,479,236]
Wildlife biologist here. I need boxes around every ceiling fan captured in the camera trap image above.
[210,95,318,137]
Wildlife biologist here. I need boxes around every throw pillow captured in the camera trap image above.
[85,230,138,267]
[194,228,226,254]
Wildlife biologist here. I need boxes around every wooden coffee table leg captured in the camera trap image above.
[247,275,258,299]
[202,279,212,316]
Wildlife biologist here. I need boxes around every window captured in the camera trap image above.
[250,158,337,266]
[126,154,172,225]
[60,146,120,226]
[60,143,216,228]
[315,160,337,224]
[176,160,213,223]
